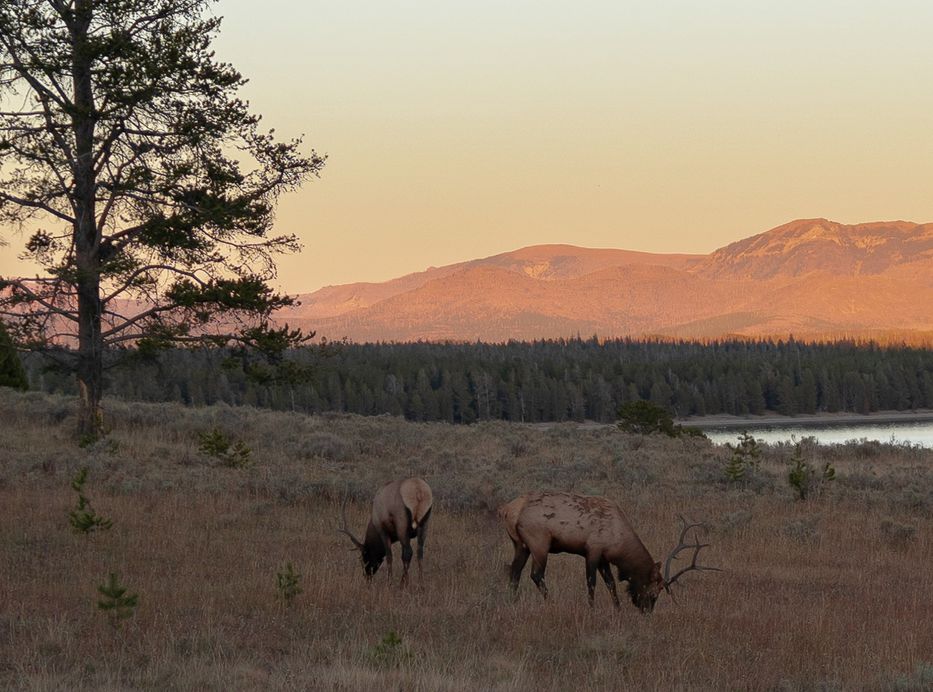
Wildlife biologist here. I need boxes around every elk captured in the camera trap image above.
[498,492,718,612]
[338,477,433,584]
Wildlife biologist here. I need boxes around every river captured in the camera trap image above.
[703,419,933,448]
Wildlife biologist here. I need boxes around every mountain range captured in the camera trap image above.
[277,219,933,343]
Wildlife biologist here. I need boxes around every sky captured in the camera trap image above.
[3,0,933,293]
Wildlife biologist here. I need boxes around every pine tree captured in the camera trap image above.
[0,0,324,437]
[97,573,138,625]
[69,468,113,533]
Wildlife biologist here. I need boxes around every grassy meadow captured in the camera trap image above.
[1,388,932,690]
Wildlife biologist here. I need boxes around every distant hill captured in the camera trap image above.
[278,219,933,343]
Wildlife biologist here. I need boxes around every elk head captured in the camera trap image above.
[337,497,383,577]
[631,559,666,613]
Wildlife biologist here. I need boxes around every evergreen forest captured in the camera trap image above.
[16,338,933,423]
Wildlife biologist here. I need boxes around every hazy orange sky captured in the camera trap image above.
[3,1,933,293]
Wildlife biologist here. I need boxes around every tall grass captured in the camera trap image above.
[1,389,931,690]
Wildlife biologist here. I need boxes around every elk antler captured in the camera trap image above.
[337,496,364,550]
[663,515,721,595]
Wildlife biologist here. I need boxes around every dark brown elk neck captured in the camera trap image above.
[614,537,656,582]
[364,521,386,560]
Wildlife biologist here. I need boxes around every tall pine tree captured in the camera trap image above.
[0,0,324,436]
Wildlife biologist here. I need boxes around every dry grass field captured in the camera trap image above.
[1,388,932,691]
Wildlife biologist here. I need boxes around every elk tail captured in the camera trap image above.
[401,479,432,532]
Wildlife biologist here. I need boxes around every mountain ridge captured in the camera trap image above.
[278,219,933,343]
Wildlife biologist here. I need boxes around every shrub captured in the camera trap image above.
[892,662,933,691]
[879,519,917,546]
[888,483,933,515]
[198,428,253,468]
[299,432,353,462]
[617,400,704,439]
[718,510,753,534]
[617,400,678,437]
[783,516,820,543]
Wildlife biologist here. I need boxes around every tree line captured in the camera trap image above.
[19,338,933,423]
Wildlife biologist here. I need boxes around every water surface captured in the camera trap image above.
[704,420,933,448]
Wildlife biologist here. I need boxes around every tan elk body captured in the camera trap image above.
[499,492,716,612]
[339,477,433,584]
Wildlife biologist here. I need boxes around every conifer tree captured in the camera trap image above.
[97,572,138,625]
[0,0,324,436]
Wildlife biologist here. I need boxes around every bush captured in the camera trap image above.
[617,400,704,438]
[879,519,917,546]
[783,516,821,543]
[718,510,753,534]
[299,432,354,462]
[787,443,835,500]
[892,662,933,691]
[198,428,253,468]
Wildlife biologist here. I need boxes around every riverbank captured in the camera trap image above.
[680,409,933,430]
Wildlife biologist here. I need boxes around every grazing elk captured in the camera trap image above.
[498,492,718,612]
[338,477,433,584]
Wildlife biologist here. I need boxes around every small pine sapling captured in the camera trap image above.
[198,428,253,468]
[369,630,412,668]
[787,443,836,500]
[198,428,230,457]
[97,573,138,626]
[724,453,746,483]
[735,432,762,468]
[724,431,761,484]
[69,468,112,533]
[787,443,811,500]
[226,440,253,469]
[276,562,303,605]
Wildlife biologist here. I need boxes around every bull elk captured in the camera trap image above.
[498,492,718,612]
[338,477,433,584]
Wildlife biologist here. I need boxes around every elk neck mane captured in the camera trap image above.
[363,521,387,560]
[612,519,657,580]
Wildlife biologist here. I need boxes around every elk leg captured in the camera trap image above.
[585,560,598,606]
[382,534,393,580]
[598,562,621,610]
[400,539,413,586]
[508,542,530,590]
[416,519,428,580]
[529,552,549,600]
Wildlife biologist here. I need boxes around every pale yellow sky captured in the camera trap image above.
[3,0,933,293]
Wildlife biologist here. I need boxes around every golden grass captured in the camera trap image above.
[1,389,931,690]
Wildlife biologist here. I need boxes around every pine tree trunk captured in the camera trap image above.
[76,271,103,438]
[73,0,102,439]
